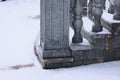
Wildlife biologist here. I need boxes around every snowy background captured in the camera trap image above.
[0,0,120,80]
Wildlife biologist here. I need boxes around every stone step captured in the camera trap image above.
[70,42,104,64]
[69,27,105,65]
[35,34,102,69]
[35,26,120,69]
[34,34,73,69]
[82,17,111,49]
[81,17,120,61]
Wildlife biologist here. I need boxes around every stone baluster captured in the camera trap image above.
[40,0,71,59]
[113,0,120,20]
[88,0,105,20]
[72,0,83,43]
[92,0,104,32]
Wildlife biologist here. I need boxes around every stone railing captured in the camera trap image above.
[71,0,105,44]
[35,0,120,69]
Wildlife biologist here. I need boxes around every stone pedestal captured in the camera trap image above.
[82,17,111,61]
[34,0,72,68]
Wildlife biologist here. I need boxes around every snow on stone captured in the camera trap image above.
[83,17,111,35]
[69,27,90,46]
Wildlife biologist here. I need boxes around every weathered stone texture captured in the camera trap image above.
[40,0,71,59]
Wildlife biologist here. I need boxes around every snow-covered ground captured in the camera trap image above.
[0,60,120,80]
[0,0,40,67]
[0,0,120,80]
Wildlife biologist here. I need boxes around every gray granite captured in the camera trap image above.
[82,17,111,49]
[34,36,73,69]
[92,0,104,32]
[101,12,120,48]
[34,0,120,69]
[40,0,71,58]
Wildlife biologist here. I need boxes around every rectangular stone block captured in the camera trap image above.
[34,37,73,69]
[70,42,104,65]
[70,41,94,62]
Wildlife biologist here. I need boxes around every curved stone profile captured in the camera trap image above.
[72,0,83,43]
[92,0,104,32]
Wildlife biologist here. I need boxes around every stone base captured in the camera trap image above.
[34,41,120,69]
[34,44,73,69]
[82,17,111,49]
[34,36,73,69]
[41,48,71,59]
[70,42,104,64]
[34,42,104,69]
[34,35,108,69]
[35,30,120,69]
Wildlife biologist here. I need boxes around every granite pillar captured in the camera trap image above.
[40,0,71,59]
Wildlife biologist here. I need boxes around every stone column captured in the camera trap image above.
[40,0,71,59]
